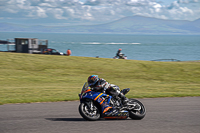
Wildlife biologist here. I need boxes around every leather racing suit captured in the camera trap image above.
[90,78,128,104]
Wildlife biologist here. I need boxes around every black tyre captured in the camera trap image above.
[79,102,100,121]
[128,99,146,120]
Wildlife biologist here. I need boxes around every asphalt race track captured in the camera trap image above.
[0,97,200,133]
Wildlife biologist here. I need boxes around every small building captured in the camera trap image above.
[15,38,48,54]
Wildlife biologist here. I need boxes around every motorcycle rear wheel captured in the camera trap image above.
[79,102,101,121]
[128,99,146,120]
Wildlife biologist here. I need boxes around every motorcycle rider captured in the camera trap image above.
[87,75,128,105]
[116,48,122,58]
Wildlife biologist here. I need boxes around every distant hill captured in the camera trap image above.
[0,15,200,34]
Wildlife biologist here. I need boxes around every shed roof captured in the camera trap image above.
[15,38,38,40]
[0,40,10,44]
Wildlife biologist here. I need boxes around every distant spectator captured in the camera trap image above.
[67,49,71,56]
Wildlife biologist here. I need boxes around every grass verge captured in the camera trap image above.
[0,52,200,104]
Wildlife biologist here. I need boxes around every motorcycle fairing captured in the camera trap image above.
[80,90,112,111]
[103,109,129,119]
[80,90,128,119]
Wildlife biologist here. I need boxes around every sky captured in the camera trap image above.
[0,0,200,26]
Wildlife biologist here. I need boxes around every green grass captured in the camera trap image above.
[0,52,200,104]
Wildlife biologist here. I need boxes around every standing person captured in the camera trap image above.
[67,49,71,56]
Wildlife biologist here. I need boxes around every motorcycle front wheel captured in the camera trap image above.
[128,99,146,120]
[79,102,101,121]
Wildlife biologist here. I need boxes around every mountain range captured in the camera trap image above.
[0,15,200,34]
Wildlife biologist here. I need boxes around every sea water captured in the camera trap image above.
[0,32,199,61]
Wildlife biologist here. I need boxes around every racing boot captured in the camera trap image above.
[119,93,129,106]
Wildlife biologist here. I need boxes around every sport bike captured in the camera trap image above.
[113,53,127,59]
[78,82,146,121]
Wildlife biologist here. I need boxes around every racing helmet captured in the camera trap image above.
[88,75,99,85]
[119,48,122,51]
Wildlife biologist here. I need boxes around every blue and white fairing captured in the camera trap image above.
[79,82,112,113]
[79,82,129,119]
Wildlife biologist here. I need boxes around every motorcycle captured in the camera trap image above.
[113,53,127,59]
[78,82,146,121]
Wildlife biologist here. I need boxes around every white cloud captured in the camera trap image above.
[0,0,199,25]
[36,7,47,18]
[39,3,55,7]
